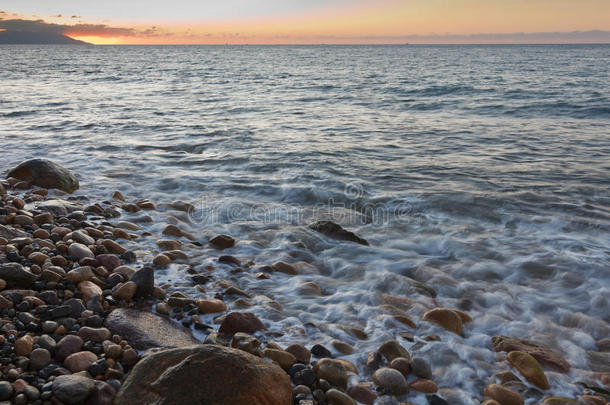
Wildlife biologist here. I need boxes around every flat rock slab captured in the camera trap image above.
[0,224,29,240]
[104,308,199,350]
[114,345,291,405]
[491,335,570,373]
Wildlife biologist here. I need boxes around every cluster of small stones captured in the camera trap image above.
[0,180,165,404]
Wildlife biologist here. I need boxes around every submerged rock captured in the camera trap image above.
[308,220,369,245]
[7,158,79,193]
[114,345,291,405]
[210,234,235,249]
[422,308,465,336]
[491,336,570,373]
[587,351,610,372]
[105,308,199,350]
[483,384,524,405]
[372,367,409,396]
[506,350,549,390]
[313,358,348,389]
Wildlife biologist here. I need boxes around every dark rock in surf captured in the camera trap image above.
[7,158,79,193]
[130,266,154,298]
[210,234,235,249]
[308,220,369,246]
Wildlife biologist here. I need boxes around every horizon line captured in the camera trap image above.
[38,42,610,46]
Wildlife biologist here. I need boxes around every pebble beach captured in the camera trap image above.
[0,155,608,405]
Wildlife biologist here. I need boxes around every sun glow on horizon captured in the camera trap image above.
[2,0,610,44]
[66,35,121,45]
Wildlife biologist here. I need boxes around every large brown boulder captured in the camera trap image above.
[114,345,291,405]
[105,308,199,350]
[7,158,79,193]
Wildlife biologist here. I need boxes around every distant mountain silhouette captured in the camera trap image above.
[0,31,90,45]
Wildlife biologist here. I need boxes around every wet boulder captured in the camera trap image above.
[308,221,369,246]
[491,336,570,373]
[7,158,79,193]
[114,345,291,405]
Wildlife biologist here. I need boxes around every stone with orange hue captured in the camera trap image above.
[393,314,416,328]
[336,359,359,375]
[102,239,127,254]
[14,335,34,356]
[114,345,291,405]
[578,395,606,405]
[153,254,171,267]
[285,344,310,365]
[422,308,464,335]
[197,298,227,314]
[64,351,98,372]
[408,379,438,393]
[507,351,549,390]
[372,367,409,396]
[379,339,410,362]
[347,383,377,405]
[78,280,103,301]
[493,371,521,384]
[313,358,349,389]
[113,281,137,301]
[491,336,570,373]
[263,348,296,370]
[390,357,412,377]
[483,384,524,405]
[218,312,264,335]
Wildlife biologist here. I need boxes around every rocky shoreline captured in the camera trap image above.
[0,159,608,405]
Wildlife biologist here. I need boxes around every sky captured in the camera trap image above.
[1,0,609,44]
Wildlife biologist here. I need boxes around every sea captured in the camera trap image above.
[1,44,609,403]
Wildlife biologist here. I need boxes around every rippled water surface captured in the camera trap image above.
[1,45,609,403]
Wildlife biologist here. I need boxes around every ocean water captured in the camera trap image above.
[1,44,609,403]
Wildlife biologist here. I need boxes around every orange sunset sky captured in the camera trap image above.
[1,0,609,44]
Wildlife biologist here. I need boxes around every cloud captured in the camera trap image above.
[252,30,610,44]
[0,18,135,38]
[71,15,81,19]
[362,30,610,44]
